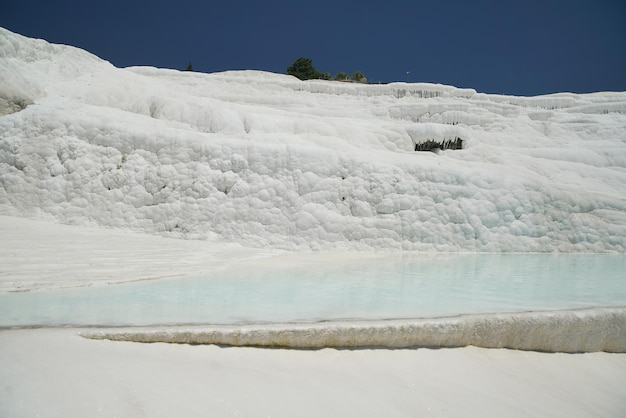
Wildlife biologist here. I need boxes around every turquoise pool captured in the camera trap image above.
[1,253,624,327]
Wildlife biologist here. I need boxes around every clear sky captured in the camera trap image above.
[3,0,625,96]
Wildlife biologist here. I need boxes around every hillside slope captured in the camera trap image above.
[1,28,625,251]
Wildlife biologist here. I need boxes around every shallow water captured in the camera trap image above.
[1,253,625,327]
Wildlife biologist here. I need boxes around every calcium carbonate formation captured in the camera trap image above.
[1,27,626,252]
[83,307,626,353]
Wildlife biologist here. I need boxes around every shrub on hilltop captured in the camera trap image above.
[287,57,322,80]
[287,58,367,83]
[351,71,367,83]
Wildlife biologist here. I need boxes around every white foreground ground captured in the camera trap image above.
[2,327,626,418]
[1,216,626,418]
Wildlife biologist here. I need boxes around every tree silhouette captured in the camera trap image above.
[287,57,322,80]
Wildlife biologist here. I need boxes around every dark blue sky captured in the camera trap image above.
[3,0,625,96]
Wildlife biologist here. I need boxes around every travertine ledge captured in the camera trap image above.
[82,307,626,353]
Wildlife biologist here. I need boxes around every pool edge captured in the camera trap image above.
[81,306,626,353]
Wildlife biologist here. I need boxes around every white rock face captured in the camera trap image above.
[1,27,625,251]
